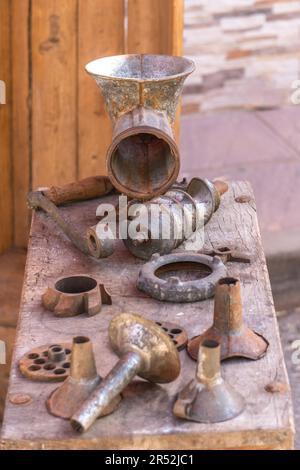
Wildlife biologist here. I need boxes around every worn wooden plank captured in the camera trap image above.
[0,248,26,421]
[127,0,184,140]
[0,182,294,449]
[78,0,125,178]
[11,0,31,248]
[31,0,77,188]
[128,0,164,54]
[0,0,13,254]
[128,0,183,55]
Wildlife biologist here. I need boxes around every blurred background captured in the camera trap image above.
[0,0,300,446]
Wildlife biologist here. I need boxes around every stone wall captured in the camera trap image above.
[182,0,300,114]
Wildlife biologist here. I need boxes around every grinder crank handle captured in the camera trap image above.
[27,191,91,256]
[42,175,114,206]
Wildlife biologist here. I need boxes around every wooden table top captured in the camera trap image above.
[0,181,295,449]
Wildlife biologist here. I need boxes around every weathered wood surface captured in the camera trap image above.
[128,0,184,141]
[11,0,31,247]
[31,0,77,188]
[1,0,184,251]
[0,0,13,254]
[78,0,124,178]
[0,182,294,449]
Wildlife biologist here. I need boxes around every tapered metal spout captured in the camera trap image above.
[85,54,195,199]
[71,313,180,432]
[174,340,245,423]
[46,336,121,419]
[187,277,269,361]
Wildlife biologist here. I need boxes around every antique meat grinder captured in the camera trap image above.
[85,53,194,199]
[85,54,227,259]
[22,53,267,435]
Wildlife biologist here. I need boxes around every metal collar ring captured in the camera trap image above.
[137,253,227,302]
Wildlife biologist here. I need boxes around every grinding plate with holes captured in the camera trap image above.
[155,321,188,351]
[19,343,72,382]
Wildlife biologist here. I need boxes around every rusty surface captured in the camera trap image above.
[137,252,227,302]
[85,54,195,199]
[71,313,180,433]
[187,178,222,219]
[28,191,113,259]
[47,336,121,420]
[265,382,289,394]
[1,182,295,449]
[43,176,113,206]
[213,180,229,196]
[86,224,115,259]
[235,195,252,204]
[155,321,188,351]
[42,274,111,318]
[174,340,245,423]
[8,394,32,406]
[19,343,72,382]
[201,246,251,264]
[123,178,228,260]
[187,277,269,361]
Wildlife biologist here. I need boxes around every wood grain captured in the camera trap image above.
[31,0,77,188]
[0,248,26,421]
[127,0,184,140]
[0,182,294,449]
[127,0,183,55]
[0,0,13,254]
[11,0,30,247]
[78,0,125,178]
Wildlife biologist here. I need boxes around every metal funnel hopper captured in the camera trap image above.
[85,54,195,199]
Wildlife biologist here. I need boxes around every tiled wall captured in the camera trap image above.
[182,0,300,114]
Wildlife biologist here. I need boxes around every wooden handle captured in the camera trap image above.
[43,176,114,206]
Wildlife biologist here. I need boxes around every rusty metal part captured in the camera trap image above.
[8,394,32,406]
[187,277,269,361]
[201,246,251,264]
[47,336,121,419]
[71,313,180,433]
[42,274,111,318]
[137,252,227,302]
[27,190,114,259]
[265,382,288,394]
[19,343,72,382]
[86,224,115,259]
[155,321,188,351]
[85,54,195,200]
[213,180,229,196]
[123,178,228,260]
[235,195,252,204]
[174,339,245,423]
[43,176,113,206]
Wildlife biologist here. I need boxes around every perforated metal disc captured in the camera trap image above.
[155,321,188,351]
[19,343,72,382]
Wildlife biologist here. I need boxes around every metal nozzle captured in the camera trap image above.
[174,340,245,423]
[47,336,121,419]
[187,277,269,361]
[71,313,180,432]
